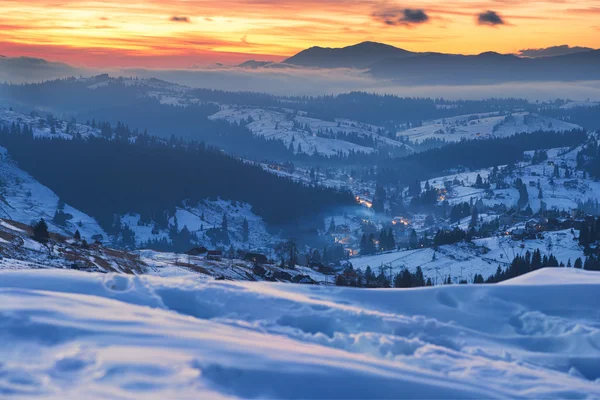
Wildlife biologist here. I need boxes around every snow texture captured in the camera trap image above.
[0,268,599,399]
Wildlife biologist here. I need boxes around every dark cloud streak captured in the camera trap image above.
[170,16,190,22]
[372,8,429,27]
[477,10,505,26]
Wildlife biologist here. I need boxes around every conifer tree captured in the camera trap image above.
[33,218,50,242]
[242,218,249,242]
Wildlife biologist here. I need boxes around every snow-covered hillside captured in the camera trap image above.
[425,145,600,214]
[0,108,100,139]
[209,106,407,156]
[559,101,600,109]
[349,229,583,284]
[120,199,276,251]
[396,112,581,143]
[0,218,143,273]
[0,216,327,283]
[0,146,106,240]
[0,107,279,251]
[0,268,598,399]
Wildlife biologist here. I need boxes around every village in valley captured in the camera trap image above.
[0,77,599,288]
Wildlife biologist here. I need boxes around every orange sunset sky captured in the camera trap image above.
[1,0,599,68]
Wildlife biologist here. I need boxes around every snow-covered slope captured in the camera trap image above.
[500,267,600,285]
[396,112,581,143]
[0,146,106,240]
[0,268,598,399]
[0,216,324,283]
[349,229,583,283]
[119,198,276,251]
[0,108,100,139]
[209,106,407,156]
[0,108,278,250]
[559,101,600,109]
[423,145,599,214]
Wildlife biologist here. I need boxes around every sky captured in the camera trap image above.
[1,0,599,68]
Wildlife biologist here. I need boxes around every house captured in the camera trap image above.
[564,180,578,190]
[499,214,512,227]
[511,228,526,240]
[185,246,208,256]
[206,250,223,261]
[310,262,336,275]
[291,275,317,284]
[244,252,269,264]
[525,217,548,234]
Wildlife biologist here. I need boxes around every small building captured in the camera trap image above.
[206,250,223,261]
[511,228,526,240]
[186,246,208,256]
[525,218,548,234]
[499,214,512,227]
[564,180,578,190]
[244,252,269,264]
[310,262,336,275]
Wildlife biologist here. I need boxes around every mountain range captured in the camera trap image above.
[240,41,600,84]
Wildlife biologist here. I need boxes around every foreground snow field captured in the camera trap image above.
[1,269,599,399]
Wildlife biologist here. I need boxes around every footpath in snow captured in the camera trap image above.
[0,268,599,399]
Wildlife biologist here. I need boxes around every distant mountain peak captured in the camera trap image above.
[237,60,275,69]
[477,51,516,57]
[283,41,414,69]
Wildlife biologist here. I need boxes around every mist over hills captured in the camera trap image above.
[2,42,600,98]
[0,56,85,83]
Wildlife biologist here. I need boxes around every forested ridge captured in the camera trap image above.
[0,127,355,232]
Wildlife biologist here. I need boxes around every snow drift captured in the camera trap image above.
[0,268,599,399]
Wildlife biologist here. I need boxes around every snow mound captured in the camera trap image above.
[1,269,599,399]
[501,267,600,285]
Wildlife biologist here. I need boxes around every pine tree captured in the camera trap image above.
[378,229,387,252]
[221,214,228,231]
[475,174,483,188]
[367,233,376,254]
[531,249,542,270]
[365,266,375,287]
[328,218,336,233]
[387,228,395,250]
[242,218,249,242]
[470,207,479,228]
[414,266,425,287]
[74,230,81,241]
[360,234,368,255]
[409,229,418,249]
[33,218,50,242]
